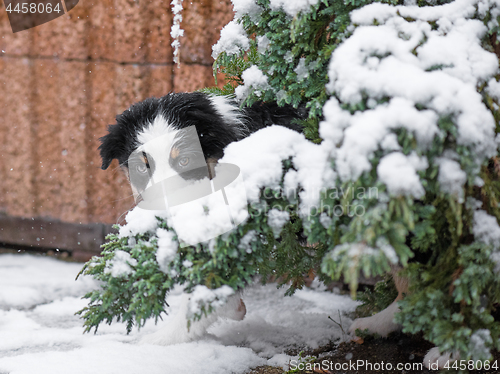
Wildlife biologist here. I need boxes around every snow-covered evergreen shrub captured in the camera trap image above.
[79,0,500,363]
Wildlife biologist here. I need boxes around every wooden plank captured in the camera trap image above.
[0,215,115,260]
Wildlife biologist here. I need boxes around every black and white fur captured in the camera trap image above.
[99,92,303,174]
[99,92,303,345]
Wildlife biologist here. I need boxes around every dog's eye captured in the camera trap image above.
[136,163,149,174]
[178,157,190,167]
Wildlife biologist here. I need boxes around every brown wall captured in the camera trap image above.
[0,0,233,232]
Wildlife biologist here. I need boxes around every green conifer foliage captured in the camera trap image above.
[79,0,500,364]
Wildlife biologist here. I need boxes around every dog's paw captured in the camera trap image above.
[423,347,459,369]
[220,297,246,321]
[349,301,401,338]
[138,293,246,346]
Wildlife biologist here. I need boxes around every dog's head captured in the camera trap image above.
[99,92,248,198]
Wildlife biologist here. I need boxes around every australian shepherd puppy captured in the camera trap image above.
[99,92,456,366]
[98,92,303,345]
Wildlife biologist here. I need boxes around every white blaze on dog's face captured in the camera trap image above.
[136,115,179,183]
[127,115,210,202]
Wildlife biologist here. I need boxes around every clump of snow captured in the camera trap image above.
[187,285,235,319]
[268,354,296,370]
[166,171,248,246]
[105,250,137,278]
[319,213,332,229]
[328,240,398,268]
[232,0,262,21]
[375,236,398,264]
[322,98,439,181]
[468,329,492,361]
[466,197,483,211]
[223,127,302,199]
[377,152,424,198]
[490,252,500,273]
[407,152,429,171]
[380,133,401,151]
[221,126,333,218]
[487,78,500,100]
[267,209,290,237]
[269,0,320,17]
[118,208,169,238]
[212,21,250,59]
[436,158,467,201]
[156,228,179,273]
[257,35,270,54]
[235,65,270,100]
[238,230,257,253]
[473,210,500,248]
[329,243,377,263]
[294,58,309,81]
[276,89,287,102]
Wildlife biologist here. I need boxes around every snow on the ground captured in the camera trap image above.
[0,254,359,374]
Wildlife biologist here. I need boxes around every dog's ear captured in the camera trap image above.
[98,124,125,170]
